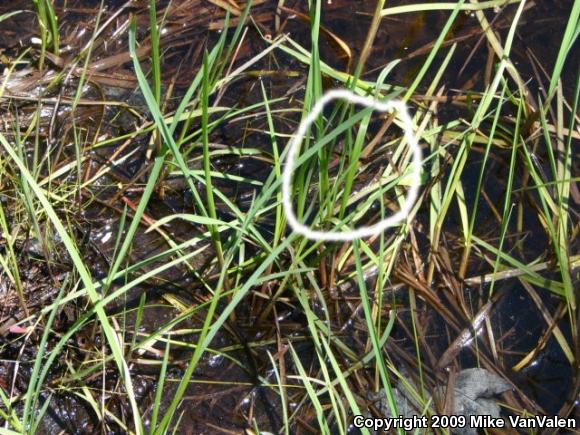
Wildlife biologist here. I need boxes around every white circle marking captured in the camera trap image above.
[281,89,422,241]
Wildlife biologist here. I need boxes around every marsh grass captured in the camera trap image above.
[0,0,578,434]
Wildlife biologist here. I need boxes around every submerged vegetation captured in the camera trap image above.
[0,0,578,433]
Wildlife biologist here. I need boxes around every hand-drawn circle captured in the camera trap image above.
[281,89,422,241]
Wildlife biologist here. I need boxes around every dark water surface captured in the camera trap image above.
[0,0,577,433]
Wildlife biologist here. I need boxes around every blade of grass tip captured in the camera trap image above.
[147,0,164,163]
[0,133,144,434]
[128,20,210,221]
[210,1,253,84]
[173,9,236,141]
[0,11,22,22]
[260,82,284,246]
[171,37,226,135]
[547,0,580,97]
[0,428,22,435]
[303,0,326,217]
[470,0,531,99]
[403,0,465,101]
[308,0,322,102]
[148,0,161,104]
[201,50,225,266]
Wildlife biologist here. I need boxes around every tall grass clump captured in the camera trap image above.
[0,0,577,433]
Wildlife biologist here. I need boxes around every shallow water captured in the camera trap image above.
[0,0,577,432]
